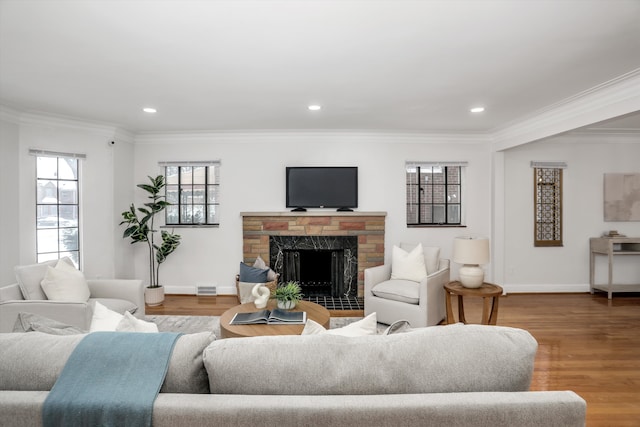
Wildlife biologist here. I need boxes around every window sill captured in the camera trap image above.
[407,224,467,228]
[161,224,219,229]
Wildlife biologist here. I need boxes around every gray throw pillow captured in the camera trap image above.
[12,312,86,335]
[14,259,59,300]
[239,262,269,283]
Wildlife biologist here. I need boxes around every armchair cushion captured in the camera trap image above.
[390,244,427,282]
[371,279,419,304]
[40,259,90,302]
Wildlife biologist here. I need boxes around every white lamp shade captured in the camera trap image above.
[452,236,490,265]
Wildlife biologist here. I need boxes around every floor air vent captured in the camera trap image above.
[197,285,217,296]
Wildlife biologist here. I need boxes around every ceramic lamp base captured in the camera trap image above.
[459,265,484,288]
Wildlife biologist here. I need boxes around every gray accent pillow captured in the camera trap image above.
[14,259,59,300]
[203,324,537,395]
[12,312,86,335]
[382,319,413,335]
[239,262,269,283]
[0,331,215,393]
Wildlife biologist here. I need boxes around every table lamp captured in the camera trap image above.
[452,236,490,288]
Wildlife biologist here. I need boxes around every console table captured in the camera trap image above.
[589,237,640,299]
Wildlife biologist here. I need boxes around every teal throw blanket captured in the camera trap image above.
[43,331,182,427]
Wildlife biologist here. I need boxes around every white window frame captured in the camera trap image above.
[31,148,85,266]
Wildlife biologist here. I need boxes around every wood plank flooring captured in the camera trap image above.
[147,292,640,427]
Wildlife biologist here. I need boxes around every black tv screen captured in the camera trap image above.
[286,167,358,210]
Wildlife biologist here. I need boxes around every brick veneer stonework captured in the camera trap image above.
[241,212,386,297]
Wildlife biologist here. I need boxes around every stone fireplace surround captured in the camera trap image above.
[241,212,386,297]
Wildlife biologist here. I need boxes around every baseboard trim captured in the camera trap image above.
[503,283,590,294]
[164,285,236,295]
[165,284,590,296]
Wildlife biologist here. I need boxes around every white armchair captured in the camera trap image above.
[364,244,450,328]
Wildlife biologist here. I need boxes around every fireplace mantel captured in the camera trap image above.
[241,211,386,297]
[240,211,387,217]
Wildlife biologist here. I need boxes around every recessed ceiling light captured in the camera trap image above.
[308,105,322,111]
[143,107,157,113]
[470,107,485,113]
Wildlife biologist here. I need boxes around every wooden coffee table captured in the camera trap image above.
[219,300,330,338]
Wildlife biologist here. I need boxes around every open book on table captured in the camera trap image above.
[230,309,307,325]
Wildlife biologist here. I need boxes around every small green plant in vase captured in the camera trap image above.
[272,281,304,310]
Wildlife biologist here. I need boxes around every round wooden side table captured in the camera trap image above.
[444,281,503,325]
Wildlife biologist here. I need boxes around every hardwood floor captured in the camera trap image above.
[147,292,640,427]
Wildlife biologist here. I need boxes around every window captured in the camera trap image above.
[163,161,220,225]
[33,150,83,266]
[406,162,466,226]
[532,161,565,247]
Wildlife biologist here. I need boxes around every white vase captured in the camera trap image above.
[145,286,165,306]
[277,300,296,310]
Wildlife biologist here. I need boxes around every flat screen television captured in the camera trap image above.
[286,166,358,211]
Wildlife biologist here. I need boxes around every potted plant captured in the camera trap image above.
[272,281,304,310]
[120,175,181,306]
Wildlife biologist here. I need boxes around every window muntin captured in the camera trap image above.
[36,156,80,266]
[406,164,463,226]
[165,164,219,225]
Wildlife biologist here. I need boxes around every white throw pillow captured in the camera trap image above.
[391,243,427,282]
[302,312,378,337]
[116,311,159,333]
[40,259,90,302]
[15,258,67,300]
[400,243,440,274]
[90,301,124,332]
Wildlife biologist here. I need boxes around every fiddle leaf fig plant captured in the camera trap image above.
[120,175,181,288]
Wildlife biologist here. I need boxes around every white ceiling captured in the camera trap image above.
[1,0,639,134]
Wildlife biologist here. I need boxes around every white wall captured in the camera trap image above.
[9,117,127,281]
[6,112,637,295]
[133,133,493,294]
[0,118,20,284]
[502,133,640,292]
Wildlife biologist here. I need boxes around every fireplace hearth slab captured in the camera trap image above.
[304,296,364,311]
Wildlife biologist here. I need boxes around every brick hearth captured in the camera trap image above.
[241,212,386,297]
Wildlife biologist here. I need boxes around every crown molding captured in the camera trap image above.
[0,105,21,124]
[0,104,134,139]
[491,68,640,151]
[134,130,492,145]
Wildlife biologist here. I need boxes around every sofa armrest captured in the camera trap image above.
[0,300,92,332]
[0,284,23,302]
[87,279,145,317]
[364,264,391,294]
